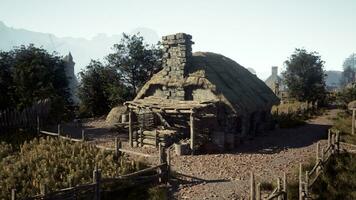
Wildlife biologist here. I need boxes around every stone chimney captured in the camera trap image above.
[161,33,194,100]
[272,66,278,77]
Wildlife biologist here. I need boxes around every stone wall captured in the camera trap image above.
[161,33,194,100]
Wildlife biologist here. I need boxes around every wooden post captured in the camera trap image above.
[250,171,255,200]
[166,148,171,180]
[40,183,47,195]
[155,130,158,148]
[36,115,40,134]
[336,131,340,153]
[283,172,287,200]
[158,143,163,164]
[11,189,16,200]
[256,183,261,200]
[140,128,143,147]
[277,177,282,200]
[115,137,121,157]
[327,129,331,147]
[129,109,133,147]
[299,163,303,200]
[352,109,355,135]
[81,129,85,141]
[190,111,195,155]
[305,171,309,198]
[93,166,101,200]
[331,133,335,154]
[321,147,325,162]
[58,124,61,137]
[316,142,320,174]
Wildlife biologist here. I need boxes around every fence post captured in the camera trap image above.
[304,171,309,198]
[316,142,320,174]
[37,115,40,134]
[82,129,85,141]
[115,137,122,158]
[331,133,335,154]
[336,131,340,154]
[256,183,261,200]
[58,124,61,137]
[321,147,325,162]
[277,177,282,200]
[11,189,16,200]
[40,183,47,195]
[299,163,303,200]
[93,166,101,200]
[250,171,255,200]
[155,130,158,148]
[283,172,287,200]
[327,129,331,147]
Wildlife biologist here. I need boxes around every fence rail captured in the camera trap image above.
[250,128,356,200]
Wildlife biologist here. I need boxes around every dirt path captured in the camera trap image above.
[169,109,340,200]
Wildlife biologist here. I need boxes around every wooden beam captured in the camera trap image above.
[190,111,195,155]
[156,112,171,128]
[129,109,133,147]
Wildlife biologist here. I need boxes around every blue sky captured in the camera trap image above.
[0,0,355,79]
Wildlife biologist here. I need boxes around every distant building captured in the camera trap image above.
[63,53,79,104]
[265,66,283,94]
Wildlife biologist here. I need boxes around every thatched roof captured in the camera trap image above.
[348,100,356,109]
[135,52,279,114]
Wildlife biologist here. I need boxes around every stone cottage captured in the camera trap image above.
[124,33,279,153]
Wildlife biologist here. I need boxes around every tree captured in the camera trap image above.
[0,45,72,120]
[78,60,129,117]
[340,53,356,87]
[106,33,162,96]
[283,48,326,104]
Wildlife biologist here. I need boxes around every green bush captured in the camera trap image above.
[0,137,144,199]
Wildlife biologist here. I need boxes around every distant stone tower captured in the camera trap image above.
[63,52,79,104]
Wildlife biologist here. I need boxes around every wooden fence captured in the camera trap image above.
[9,123,171,200]
[250,128,356,200]
[0,99,50,130]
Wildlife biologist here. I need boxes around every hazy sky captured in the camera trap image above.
[0,0,355,79]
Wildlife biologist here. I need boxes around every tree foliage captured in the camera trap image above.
[106,33,162,96]
[340,53,356,87]
[283,48,326,104]
[0,45,72,120]
[78,60,129,117]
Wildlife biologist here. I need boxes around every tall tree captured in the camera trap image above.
[283,48,326,104]
[0,45,72,120]
[78,60,129,117]
[340,53,356,87]
[106,33,162,96]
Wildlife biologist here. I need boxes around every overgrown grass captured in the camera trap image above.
[311,153,356,200]
[332,111,356,144]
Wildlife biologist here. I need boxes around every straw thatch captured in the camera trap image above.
[135,52,279,115]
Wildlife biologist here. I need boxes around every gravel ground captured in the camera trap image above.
[169,109,339,200]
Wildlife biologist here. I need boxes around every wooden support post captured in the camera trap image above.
[155,130,158,148]
[283,172,287,200]
[36,115,40,134]
[305,171,309,198]
[256,183,261,200]
[250,171,255,200]
[129,110,133,147]
[327,129,331,147]
[277,177,282,200]
[352,109,355,135]
[81,129,85,141]
[58,124,61,137]
[190,111,195,155]
[140,128,143,147]
[93,166,101,200]
[166,148,171,180]
[158,143,164,164]
[331,133,335,154]
[299,163,303,200]
[321,147,325,162]
[11,189,16,200]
